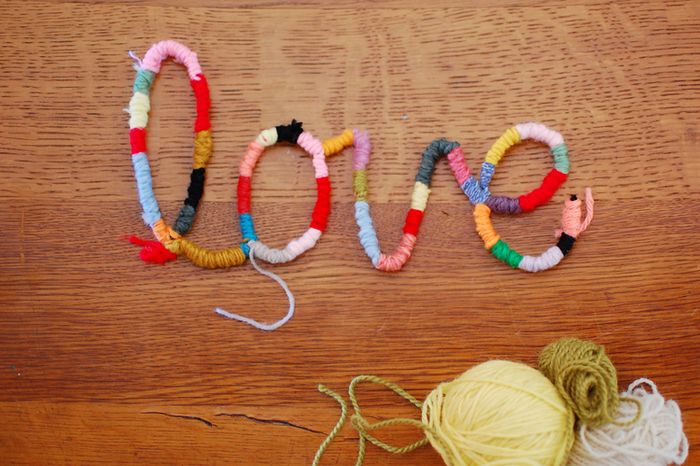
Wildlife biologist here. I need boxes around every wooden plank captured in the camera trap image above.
[0,0,698,464]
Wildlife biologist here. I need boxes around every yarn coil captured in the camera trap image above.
[237,119,331,264]
[326,131,463,272]
[539,337,624,427]
[215,120,330,331]
[568,378,689,466]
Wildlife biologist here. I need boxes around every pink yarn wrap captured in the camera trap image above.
[447,146,470,185]
[142,40,203,81]
[376,234,417,272]
[352,129,371,170]
[297,131,328,178]
[515,122,564,148]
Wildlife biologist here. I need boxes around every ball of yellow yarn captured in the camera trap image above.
[421,360,575,466]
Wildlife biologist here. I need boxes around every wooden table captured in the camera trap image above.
[1,0,698,464]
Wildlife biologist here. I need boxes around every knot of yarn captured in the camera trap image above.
[539,338,620,427]
[127,236,177,264]
[275,119,303,144]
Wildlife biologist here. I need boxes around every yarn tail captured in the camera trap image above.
[127,235,177,264]
[128,50,143,70]
[579,187,594,234]
[214,243,295,331]
[554,187,594,239]
[312,385,349,466]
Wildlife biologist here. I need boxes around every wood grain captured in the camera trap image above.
[0,0,698,464]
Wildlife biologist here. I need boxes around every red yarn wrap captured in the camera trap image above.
[403,209,424,236]
[191,74,211,132]
[237,175,252,214]
[130,128,147,155]
[127,236,177,265]
[519,169,568,212]
[310,177,331,231]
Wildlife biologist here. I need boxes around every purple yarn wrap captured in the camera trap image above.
[485,195,522,214]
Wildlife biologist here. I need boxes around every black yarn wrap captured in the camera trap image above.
[276,119,304,144]
[557,233,576,256]
[415,138,461,187]
[184,168,206,207]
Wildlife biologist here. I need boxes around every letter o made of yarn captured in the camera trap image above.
[238,121,331,264]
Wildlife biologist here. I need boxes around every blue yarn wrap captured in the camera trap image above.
[239,213,258,257]
[461,176,490,205]
[132,152,161,226]
[354,201,381,267]
[479,162,496,189]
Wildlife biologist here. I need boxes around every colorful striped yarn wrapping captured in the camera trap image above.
[323,129,467,272]
[467,123,594,272]
[237,120,331,264]
[126,41,593,276]
[127,40,221,265]
[215,120,331,331]
[460,123,570,213]
[324,123,588,273]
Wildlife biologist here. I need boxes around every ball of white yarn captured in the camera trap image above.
[567,378,688,466]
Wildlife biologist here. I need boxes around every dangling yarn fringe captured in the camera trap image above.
[567,378,689,466]
[214,241,295,331]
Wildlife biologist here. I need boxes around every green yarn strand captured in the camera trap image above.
[349,375,429,458]
[312,384,348,466]
[313,375,434,466]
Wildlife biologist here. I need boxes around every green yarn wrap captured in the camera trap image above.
[491,240,523,269]
[550,144,570,174]
[133,69,156,95]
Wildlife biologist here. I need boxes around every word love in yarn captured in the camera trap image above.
[129,41,594,278]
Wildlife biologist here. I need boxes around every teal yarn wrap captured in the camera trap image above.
[551,144,570,174]
[239,213,258,256]
[133,69,156,95]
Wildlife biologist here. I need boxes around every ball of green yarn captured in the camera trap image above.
[538,338,620,427]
